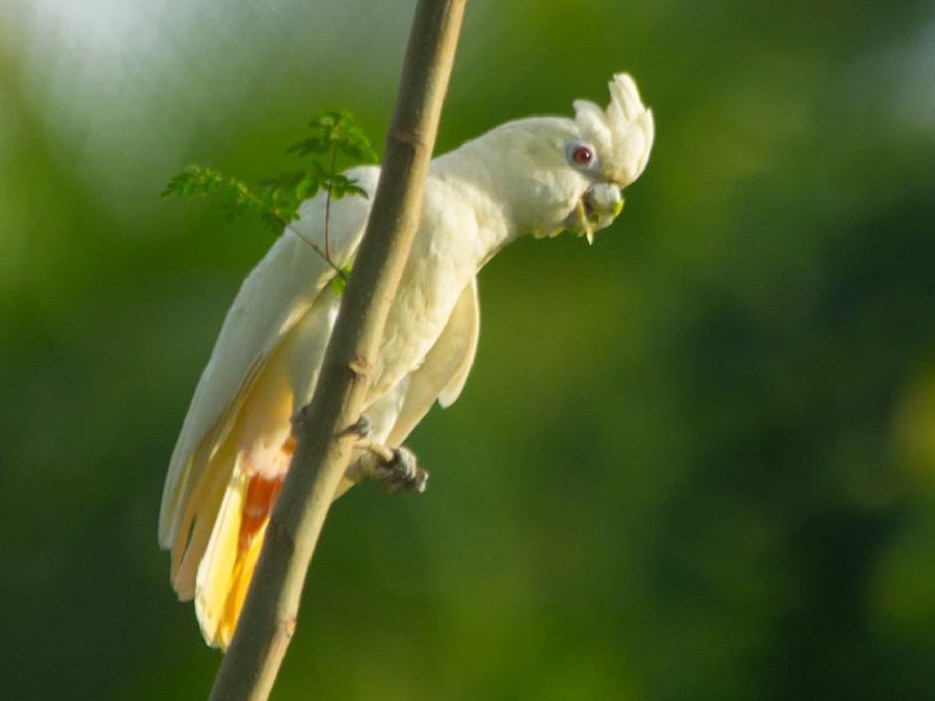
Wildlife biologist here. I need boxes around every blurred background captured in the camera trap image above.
[2,0,934,699]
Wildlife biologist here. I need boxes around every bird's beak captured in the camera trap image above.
[565,183,624,244]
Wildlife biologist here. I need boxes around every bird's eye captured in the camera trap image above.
[566,142,597,170]
[573,146,593,165]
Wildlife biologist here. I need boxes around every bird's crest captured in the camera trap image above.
[573,73,654,188]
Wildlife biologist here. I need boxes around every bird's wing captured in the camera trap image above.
[386,278,480,447]
[158,166,378,548]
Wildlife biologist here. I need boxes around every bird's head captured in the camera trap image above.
[456,73,654,244]
[564,73,654,242]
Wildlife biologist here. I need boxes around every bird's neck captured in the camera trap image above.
[429,151,526,269]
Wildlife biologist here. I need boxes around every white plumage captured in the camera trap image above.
[159,73,654,648]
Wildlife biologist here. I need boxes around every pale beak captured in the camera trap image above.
[565,183,625,244]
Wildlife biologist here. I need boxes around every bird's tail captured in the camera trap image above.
[194,464,285,650]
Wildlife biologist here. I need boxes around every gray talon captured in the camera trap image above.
[380,447,428,494]
[336,414,372,439]
[290,403,312,431]
[350,415,372,438]
[347,443,428,494]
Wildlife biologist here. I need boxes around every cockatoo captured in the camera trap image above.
[159,73,654,649]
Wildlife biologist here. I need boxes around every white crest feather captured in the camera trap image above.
[574,73,655,187]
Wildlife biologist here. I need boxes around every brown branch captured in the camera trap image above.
[205,1,467,700]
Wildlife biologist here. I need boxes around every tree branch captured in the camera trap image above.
[205,1,467,700]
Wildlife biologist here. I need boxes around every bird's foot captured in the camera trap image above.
[348,441,428,494]
[379,447,429,494]
[293,409,373,440]
[290,403,312,432]
[341,414,372,439]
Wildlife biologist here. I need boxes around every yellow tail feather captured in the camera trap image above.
[216,519,268,649]
[193,460,282,650]
[195,465,249,649]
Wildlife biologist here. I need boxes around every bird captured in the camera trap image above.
[159,73,654,649]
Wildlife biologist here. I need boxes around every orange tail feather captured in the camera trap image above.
[215,473,284,648]
[194,467,285,649]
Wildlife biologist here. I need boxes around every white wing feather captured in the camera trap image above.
[158,166,378,548]
[386,279,479,447]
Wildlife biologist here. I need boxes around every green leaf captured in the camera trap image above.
[161,110,375,275]
[329,264,353,295]
[285,110,378,164]
[162,165,265,221]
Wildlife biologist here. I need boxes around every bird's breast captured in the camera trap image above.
[371,225,476,398]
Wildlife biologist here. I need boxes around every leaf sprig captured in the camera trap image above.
[285,109,377,164]
[162,110,377,278]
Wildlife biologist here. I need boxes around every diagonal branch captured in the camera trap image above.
[205,1,467,700]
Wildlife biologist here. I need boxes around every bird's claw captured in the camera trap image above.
[347,414,372,439]
[379,447,429,494]
[292,411,372,442]
[347,443,428,494]
[290,403,312,433]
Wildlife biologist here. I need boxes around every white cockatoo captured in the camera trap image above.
[159,73,654,649]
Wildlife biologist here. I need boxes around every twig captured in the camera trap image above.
[238,187,348,279]
[205,2,467,700]
[324,144,337,262]
[280,216,346,279]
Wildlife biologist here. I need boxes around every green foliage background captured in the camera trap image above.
[2,1,935,699]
